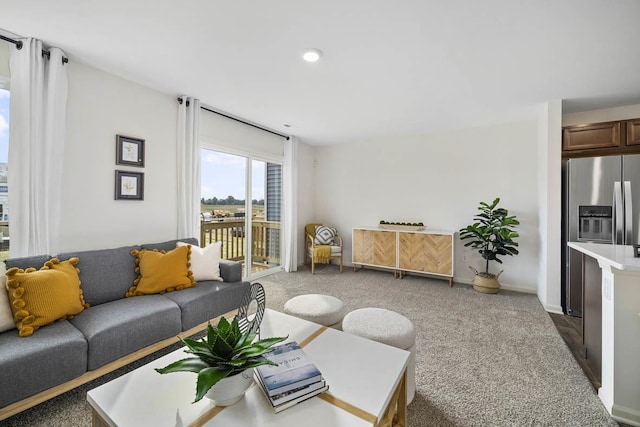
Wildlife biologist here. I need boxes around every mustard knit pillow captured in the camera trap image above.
[5,258,90,337]
[126,245,196,297]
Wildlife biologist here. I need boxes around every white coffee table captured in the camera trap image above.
[87,309,409,427]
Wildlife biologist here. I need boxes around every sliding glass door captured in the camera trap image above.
[200,149,282,278]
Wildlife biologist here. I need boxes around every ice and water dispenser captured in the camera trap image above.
[577,205,613,243]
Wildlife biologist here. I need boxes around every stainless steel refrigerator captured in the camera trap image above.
[562,154,640,316]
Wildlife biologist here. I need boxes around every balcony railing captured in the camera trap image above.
[200,219,281,265]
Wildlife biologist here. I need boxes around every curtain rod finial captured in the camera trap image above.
[16,40,23,50]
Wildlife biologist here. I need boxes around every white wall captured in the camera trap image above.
[313,121,540,292]
[0,41,180,252]
[563,104,640,126]
[537,100,563,313]
[58,61,179,252]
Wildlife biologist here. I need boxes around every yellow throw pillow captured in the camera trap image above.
[127,245,196,297]
[5,258,90,337]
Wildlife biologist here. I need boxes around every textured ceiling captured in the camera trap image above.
[1,0,640,145]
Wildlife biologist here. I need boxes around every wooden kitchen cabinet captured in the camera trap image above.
[625,119,640,146]
[352,227,454,285]
[582,253,602,382]
[562,122,621,151]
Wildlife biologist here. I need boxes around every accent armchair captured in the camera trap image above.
[304,224,343,274]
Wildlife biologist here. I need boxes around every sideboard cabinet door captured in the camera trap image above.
[352,229,396,268]
[399,232,453,276]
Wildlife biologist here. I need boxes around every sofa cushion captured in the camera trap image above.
[161,280,250,330]
[70,295,181,370]
[5,255,53,271]
[127,246,196,297]
[142,237,198,252]
[57,245,141,306]
[177,241,223,282]
[5,258,89,337]
[219,260,242,283]
[0,320,88,408]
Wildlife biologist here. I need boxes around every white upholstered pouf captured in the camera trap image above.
[342,307,416,403]
[284,294,347,329]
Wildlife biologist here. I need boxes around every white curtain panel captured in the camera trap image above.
[8,38,68,257]
[283,135,298,272]
[176,96,201,240]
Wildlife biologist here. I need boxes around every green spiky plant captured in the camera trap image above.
[459,197,520,277]
[155,316,287,402]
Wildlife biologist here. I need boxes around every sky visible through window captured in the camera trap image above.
[201,150,265,201]
[0,88,8,163]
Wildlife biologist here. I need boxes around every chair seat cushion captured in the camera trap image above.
[70,295,181,370]
[307,245,342,255]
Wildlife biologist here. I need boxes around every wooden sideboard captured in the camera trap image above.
[352,227,455,286]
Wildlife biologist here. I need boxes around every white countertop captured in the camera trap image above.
[567,242,640,272]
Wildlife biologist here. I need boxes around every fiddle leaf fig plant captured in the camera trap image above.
[155,315,287,402]
[459,197,520,277]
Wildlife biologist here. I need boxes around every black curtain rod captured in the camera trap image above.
[178,97,289,140]
[0,34,69,64]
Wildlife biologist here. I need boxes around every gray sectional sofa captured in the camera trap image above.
[0,238,250,420]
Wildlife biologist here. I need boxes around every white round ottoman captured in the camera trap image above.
[284,294,347,329]
[342,307,416,403]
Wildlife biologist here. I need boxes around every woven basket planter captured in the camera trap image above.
[470,268,503,294]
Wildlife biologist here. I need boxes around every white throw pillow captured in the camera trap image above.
[0,261,16,333]
[314,225,337,245]
[176,241,223,282]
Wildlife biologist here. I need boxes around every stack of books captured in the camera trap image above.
[254,341,328,413]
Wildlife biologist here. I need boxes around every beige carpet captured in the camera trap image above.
[1,265,619,426]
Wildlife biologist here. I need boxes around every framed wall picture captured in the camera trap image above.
[115,170,144,200]
[116,135,145,167]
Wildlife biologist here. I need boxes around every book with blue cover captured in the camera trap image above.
[254,341,323,396]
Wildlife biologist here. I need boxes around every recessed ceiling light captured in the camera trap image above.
[302,48,322,62]
[283,124,291,128]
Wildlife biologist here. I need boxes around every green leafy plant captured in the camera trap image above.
[155,316,287,402]
[459,197,520,276]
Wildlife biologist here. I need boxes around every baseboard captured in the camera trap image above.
[542,304,564,315]
[454,277,537,294]
[612,403,640,427]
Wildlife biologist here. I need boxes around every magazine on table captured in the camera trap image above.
[255,373,327,405]
[254,341,323,396]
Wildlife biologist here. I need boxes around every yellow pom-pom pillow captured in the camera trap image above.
[5,258,90,337]
[126,245,196,297]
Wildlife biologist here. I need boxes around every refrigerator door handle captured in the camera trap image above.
[614,181,624,244]
[624,181,633,245]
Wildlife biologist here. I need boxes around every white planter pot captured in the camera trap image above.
[205,370,254,406]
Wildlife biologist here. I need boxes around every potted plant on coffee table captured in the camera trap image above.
[155,315,287,406]
[459,197,520,294]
